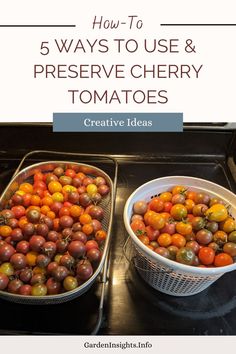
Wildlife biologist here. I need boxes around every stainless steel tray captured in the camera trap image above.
[0,150,118,308]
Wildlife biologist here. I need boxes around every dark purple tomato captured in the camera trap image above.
[53,167,64,177]
[176,247,195,265]
[16,240,30,254]
[41,241,57,258]
[72,222,82,232]
[194,193,210,205]
[167,245,179,260]
[19,268,33,283]
[98,184,109,196]
[59,254,75,269]
[40,216,53,230]
[46,174,58,184]
[11,228,23,242]
[30,273,46,285]
[11,194,23,206]
[10,253,27,270]
[192,255,200,266]
[6,218,19,229]
[47,231,60,242]
[186,241,200,254]
[160,223,176,235]
[59,215,73,229]
[62,228,73,239]
[94,176,106,186]
[1,209,15,220]
[171,194,185,205]
[0,272,9,290]
[91,193,102,204]
[56,239,68,253]
[154,247,170,258]
[91,219,102,233]
[79,193,92,207]
[26,209,41,223]
[192,204,208,217]
[52,266,69,282]
[47,261,59,275]
[87,206,104,221]
[0,243,16,262]
[5,236,15,246]
[72,231,87,244]
[191,216,205,231]
[205,221,219,233]
[76,262,93,280]
[196,229,213,245]
[59,175,72,186]
[22,223,35,238]
[36,254,51,268]
[72,177,82,188]
[208,242,220,252]
[68,191,80,204]
[46,277,61,295]
[50,202,63,214]
[19,284,32,295]
[8,279,23,293]
[36,223,49,237]
[68,241,86,258]
[63,276,78,291]
[87,248,101,263]
[223,242,236,257]
[29,235,45,252]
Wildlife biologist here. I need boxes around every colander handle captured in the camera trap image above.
[123,236,174,274]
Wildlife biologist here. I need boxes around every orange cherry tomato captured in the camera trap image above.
[159,192,172,202]
[186,190,197,201]
[144,210,156,225]
[176,221,193,236]
[170,204,188,221]
[220,218,235,233]
[59,207,71,217]
[172,185,186,196]
[31,195,41,206]
[82,223,94,235]
[148,197,164,212]
[130,219,146,235]
[26,251,38,266]
[171,233,186,248]
[18,216,28,229]
[214,253,233,267]
[198,247,215,265]
[41,196,53,207]
[41,205,50,215]
[138,235,150,245]
[46,211,56,220]
[48,181,62,194]
[53,218,60,231]
[184,199,195,212]
[95,230,107,242]
[0,225,12,238]
[158,233,172,247]
[79,213,92,225]
[149,213,165,230]
[159,212,171,221]
[70,205,83,218]
[19,182,34,194]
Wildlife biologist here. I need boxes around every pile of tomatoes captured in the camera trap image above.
[0,164,109,296]
[130,185,236,268]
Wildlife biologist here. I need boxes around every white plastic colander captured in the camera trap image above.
[124,176,236,296]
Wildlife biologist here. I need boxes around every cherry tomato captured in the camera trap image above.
[176,222,192,236]
[171,233,186,248]
[198,247,215,265]
[148,213,165,230]
[170,204,187,221]
[130,219,146,235]
[214,253,233,267]
[172,185,186,195]
[148,197,164,213]
[206,204,228,222]
[159,192,172,202]
[220,218,235,233]
[176,247,195,265]
[157,233,172,247]
[223,242,236,257]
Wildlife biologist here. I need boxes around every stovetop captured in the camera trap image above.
[0,125,236,335]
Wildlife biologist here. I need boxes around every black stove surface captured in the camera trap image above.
[0,126,236,335]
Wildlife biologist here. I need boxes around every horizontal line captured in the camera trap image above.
[0,24,76,27]
[161,24,236,26]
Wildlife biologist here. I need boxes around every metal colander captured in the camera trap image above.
[0,150,117,305]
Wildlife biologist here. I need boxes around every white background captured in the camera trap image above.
[0,0,236,121]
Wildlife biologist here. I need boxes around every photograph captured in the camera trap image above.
[0,123,236,336]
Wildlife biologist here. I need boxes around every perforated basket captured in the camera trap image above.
[0,151,117,305]
[124,176,236,296]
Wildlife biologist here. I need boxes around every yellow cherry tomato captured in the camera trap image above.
[205,203,228,222]
[159,192,172,202]
[19,182,34,194]
[48,181,62,194]
[62,185,77,193]
[52,192,64,202]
